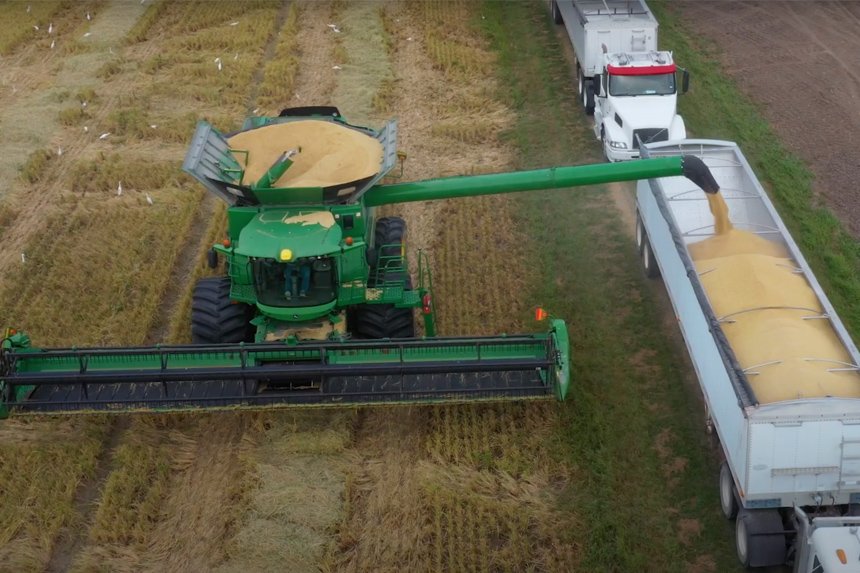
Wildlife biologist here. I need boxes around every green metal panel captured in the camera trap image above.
[364,156,686,206]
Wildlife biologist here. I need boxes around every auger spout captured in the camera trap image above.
[365,155,717,206]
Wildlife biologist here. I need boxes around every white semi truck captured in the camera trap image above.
[551,0,689,162]
[636,139,860,572]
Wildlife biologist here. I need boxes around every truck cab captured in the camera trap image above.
[794,508,860,573]
[592,50,688,161]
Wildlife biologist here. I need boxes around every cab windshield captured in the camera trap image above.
[252,257,336,307]
[609,73,676,96]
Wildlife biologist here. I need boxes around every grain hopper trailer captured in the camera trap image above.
[551,0,689,161]
[0,108,717,418]
[635,139,860,571]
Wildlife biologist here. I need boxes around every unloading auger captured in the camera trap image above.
[0,107,717,417]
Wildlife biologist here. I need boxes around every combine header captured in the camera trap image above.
[0,107,717,417]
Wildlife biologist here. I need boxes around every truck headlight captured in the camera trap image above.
[609,141,628,149]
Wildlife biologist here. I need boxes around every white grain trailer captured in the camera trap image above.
[636,139,860,572]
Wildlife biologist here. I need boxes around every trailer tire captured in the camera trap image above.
[551,0,562,24]
[191,276,255,344]
[735,509,787,568]
[719,462,739,519]
[635,213,646,254]
[641,238,660,279]
[582,82,595,116]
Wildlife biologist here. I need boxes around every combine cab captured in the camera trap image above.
[0,107,718,418]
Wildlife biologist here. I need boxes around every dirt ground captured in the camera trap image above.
[676,0,860,238]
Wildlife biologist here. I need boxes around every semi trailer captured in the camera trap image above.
[0,108,719,417]
[636,139,860,571]
[550,0,689,161]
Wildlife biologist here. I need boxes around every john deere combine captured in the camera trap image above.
[0,107,718,417]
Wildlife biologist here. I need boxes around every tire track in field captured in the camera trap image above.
[0,1,157,281]
[144,0,295,345]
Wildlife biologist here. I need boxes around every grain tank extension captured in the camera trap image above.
[0,109,717,417]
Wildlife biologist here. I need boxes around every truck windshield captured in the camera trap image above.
[609,73,676,96]
[252,257,337,308]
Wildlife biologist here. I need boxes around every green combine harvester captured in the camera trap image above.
[0,107,718,418]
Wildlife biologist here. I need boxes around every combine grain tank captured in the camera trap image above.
[635,139,860,571]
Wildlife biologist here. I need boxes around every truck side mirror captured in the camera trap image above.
[681,69,690,94]
[593,74,603,97]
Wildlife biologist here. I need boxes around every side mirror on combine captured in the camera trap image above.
[207,248,219,269]
[681,69,690,94]
[593,74,603,97]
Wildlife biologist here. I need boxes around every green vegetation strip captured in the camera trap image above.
[481,1,741,571]
[651,1,860,336]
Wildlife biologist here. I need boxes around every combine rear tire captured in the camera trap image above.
[191,277,254,344]
[352,217,415,339]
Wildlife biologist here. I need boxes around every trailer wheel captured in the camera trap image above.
[551,0,562,24]
[635,213,646,254]
[735,509,787,568]
[582,81,595,116]
[641,238,660,279]
[719,462,739,519]
[191,276,255,344]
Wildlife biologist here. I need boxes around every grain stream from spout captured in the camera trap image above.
[692,193,860,403]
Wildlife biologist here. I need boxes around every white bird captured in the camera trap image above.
[332,65,341,70]
[86,11,91,21]
[215,57,222,71]
[407,37,414,41]
[50,39,55,49]
[81,101,87,108]
[33,25,39,31]
[26,5,30,14]
[252,107,259,114]
[117,181,123,196]
[83,126,89,133]
[83,32,91,38]
[150,124,157,129]
[48,23,53,34]
[145,193,154,205]
[21,253,26,263]
[57,147,62,156]
[229,21,239,26]
[99,132,110,140]
[233,52,238,60]
[109,47,113,54]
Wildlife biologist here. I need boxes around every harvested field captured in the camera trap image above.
[2,1,856,572]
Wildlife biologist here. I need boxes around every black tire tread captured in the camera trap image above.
[191,276,254,344]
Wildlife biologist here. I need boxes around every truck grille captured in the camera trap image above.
[632,128,669,149]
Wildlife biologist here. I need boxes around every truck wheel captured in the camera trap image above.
[735,509,787,568]
[635,213,646,254]
[551,0,562,24]
[719,462,739,519]
[191,276,255,344]
[641,238,660,279]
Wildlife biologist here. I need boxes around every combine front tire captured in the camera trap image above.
[191,277,254,344]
